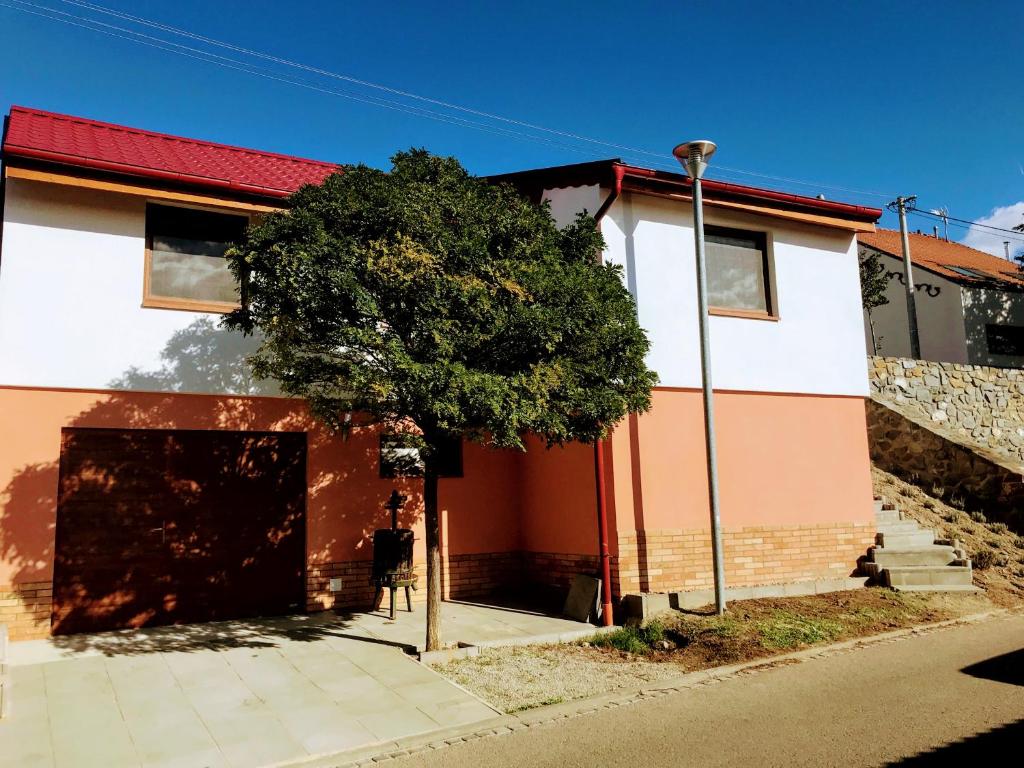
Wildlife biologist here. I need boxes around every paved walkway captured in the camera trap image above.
[384,612,1024,767]
[1,607,523,768]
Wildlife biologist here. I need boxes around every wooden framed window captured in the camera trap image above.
[143,203,249,312]
[705,225,776,320]
[379,434,463,478]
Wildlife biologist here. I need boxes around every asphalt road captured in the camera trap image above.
[390,613,1024,767]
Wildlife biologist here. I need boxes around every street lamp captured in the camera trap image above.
[673,139,727,615]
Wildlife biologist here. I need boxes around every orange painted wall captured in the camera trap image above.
[518,436,598,556]
[608,388,875,535]
[0,385,874,590]
[0,386,522,586]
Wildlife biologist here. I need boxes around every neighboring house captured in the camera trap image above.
[0,106,882,640]
[859,229,1024,366]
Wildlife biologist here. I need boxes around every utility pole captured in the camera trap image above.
[890,196,921,359]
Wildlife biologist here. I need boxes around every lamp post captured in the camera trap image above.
[673,140,726,615]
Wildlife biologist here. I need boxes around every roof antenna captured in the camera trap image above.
[930,207,949,241]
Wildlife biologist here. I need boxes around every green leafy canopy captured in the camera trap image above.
[224,149,657,449]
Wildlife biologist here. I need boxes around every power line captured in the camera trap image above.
[907,207,1024,242]
[2,0,897,203]
[1,0,672,164]
[17,0,1024,247]
[4,0,1017,241]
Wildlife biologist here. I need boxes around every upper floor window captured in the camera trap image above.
[985,324,1024,356]
[705,225,774,318]
[144,203,248,312]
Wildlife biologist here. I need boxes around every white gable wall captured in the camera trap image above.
[0,178,275,395]
[600,191,868,397]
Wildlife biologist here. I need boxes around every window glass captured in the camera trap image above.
[985,324,1024,356]
[705,227,771,313]
[146,204,247,306]
[379,434,463,478]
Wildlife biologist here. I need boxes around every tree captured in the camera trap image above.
[859,246,890,355]
[224,150,657,650]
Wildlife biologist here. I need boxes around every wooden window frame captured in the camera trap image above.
[142,201,251,314]
[704,224,778,321]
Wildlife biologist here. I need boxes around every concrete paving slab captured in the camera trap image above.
[122,707,225,768]
[1,603,545,768]
[274,704,379,756]
[357,707,441,741]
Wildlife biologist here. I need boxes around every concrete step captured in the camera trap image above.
[870,545,957,568]
[861,562,884,579]
[876,530,935,548]
[884,565,973,588]
[875,509,902,524]
[873,499,897,513]
[875,520,923,534]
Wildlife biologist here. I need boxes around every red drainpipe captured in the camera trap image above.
[591,164,624,626]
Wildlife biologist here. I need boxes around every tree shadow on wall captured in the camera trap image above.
[108,317,280,396]
[962,285,1020,367]
[1,318,425,654]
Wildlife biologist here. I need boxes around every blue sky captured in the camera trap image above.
[1,0,1022,252]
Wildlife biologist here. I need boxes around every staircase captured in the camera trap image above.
[860,499,977,592]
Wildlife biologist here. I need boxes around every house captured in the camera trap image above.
[0,106,882,640]
[859,229,1024,366]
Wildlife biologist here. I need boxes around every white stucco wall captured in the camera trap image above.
[542,185,602,229]
[861,247,968,364]
[0,178,276,395]
[599,190,869,397]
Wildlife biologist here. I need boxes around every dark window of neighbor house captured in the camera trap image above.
[379,434,463,478]
[144,203,249,312]
[705,226,773,317]
[985,324,1024,356]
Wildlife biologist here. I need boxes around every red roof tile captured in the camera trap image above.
[2,106,339,198]
[859,230,1024,288]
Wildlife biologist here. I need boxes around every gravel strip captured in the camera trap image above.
[433,644,687,712]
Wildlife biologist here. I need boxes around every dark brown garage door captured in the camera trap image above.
[52,427,307,635]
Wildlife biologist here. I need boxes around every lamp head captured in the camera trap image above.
[672,140,717,180]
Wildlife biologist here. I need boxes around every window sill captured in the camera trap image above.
[708,307,779,322]
[142,296,240,314]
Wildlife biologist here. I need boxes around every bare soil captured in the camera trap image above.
[434,587,995,712]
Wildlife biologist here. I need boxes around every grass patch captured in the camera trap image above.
[755,611,844,650]
[590,620,665,655]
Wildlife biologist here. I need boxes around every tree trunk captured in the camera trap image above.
[423,448,442,652]
[867,311,878,356]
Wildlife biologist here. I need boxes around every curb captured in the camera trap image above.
[285,608,1011,768]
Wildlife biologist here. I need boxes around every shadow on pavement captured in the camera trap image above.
[886,719,1024,764]
[960,648,1024,687]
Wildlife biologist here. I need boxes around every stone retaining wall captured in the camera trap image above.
[868,356,1024,469]
[865,399,1024,530]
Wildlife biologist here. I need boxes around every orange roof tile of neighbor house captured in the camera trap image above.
[2,106,340,198]
[859,229,1024,289]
